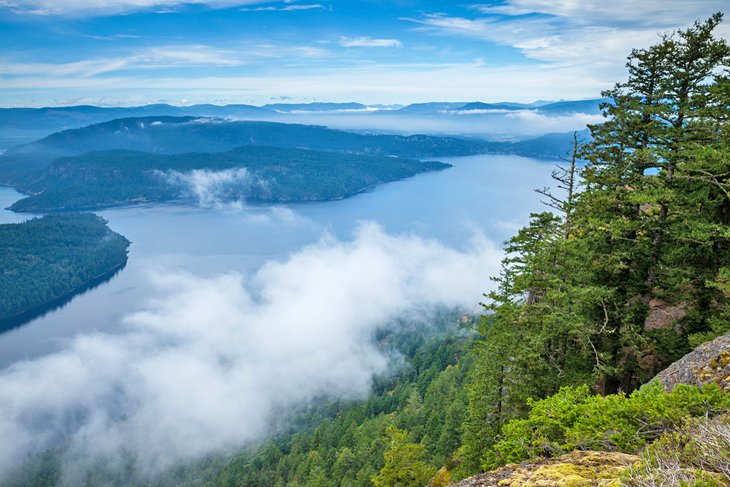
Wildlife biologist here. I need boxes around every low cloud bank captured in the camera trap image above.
[0,223,502,482]
[158,168,270,208]
[272,111,603,138]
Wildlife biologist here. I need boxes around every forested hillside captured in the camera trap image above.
[0,214,129,326]
[0,118,485,185]
[460,12,730,476]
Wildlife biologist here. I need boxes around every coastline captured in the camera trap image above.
[0,259,128,334]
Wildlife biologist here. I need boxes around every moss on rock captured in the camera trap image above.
[455,451,639,487]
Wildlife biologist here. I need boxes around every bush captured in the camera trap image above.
[485,383,730,469]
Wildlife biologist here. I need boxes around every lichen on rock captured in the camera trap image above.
[653,332,730,392]
[454,451,639,487]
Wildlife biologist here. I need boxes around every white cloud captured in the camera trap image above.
[139,45,243,66]
[504,109,604,130]
[470,1,725,28]
[293,46,331,57]
[339,36,403,48]
[407,1,729,78]
[0,223,501,480]
[0,60,611,110]
[240,3,323,11]
[0,0,268,16]
[158,167,271,208]
[0,45,243,78]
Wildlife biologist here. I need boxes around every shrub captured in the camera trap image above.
[485,383,730,469]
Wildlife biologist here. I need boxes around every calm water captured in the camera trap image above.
[0,155,554,367]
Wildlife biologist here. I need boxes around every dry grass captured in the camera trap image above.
[622,415,730,487]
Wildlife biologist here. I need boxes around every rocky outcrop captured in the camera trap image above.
[643,299,686,330]
[454,451,639,487]
[654,331,730,391]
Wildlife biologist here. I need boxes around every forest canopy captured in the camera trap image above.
[0,213,130,324]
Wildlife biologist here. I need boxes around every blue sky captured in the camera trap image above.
[0,0,728,107]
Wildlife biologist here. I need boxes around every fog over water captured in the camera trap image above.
[0,154,556,480]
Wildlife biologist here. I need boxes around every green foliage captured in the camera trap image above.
[0,213,129,323]
[371,426,436,487]
[462,14,730,475]
[486,383,730,469]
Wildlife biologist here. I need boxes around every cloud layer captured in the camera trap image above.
[0,0,266,16]
[0,223,501,482]
[159,168,269,208]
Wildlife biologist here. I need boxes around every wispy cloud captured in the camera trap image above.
[469,0,725,28]
[0,60,610,109]
[407,1,729,73]
[339,36,403,48]
[411,2,729,71]
[158,168,271,208]
[240,3,324,12]
[0,44,243,78]
[0,0,268,16]
[81,34,141,41]
[293,46,331,57]
[139,45,243,66]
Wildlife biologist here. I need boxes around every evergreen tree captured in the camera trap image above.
[371,426,436,487]
[578,12,730,391]
[463,13,730,473]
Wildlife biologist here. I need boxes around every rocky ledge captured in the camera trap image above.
[654,331,730,392]
[454,451,639,487]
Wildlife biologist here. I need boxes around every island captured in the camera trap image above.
[9,146,450,212]
[0,213,130,328]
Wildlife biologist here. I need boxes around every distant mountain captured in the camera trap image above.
[0,103,273,150]
[536,98,609,115]
[262,102,369,112]
[529,99,561,107]
[456,102,533,111]
[0,99,606,152]
[0,117,491,186]
[392,99,606,116]
[394,102,467,114]
[510,129,591,159]
[9,146,450,212]
[0,103,270,130]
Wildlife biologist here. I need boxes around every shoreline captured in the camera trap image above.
[0,259,128,334]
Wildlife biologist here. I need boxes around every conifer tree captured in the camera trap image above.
[463,13,730,473]
[578,12,730,391]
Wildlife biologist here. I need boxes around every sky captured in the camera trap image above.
[0,0,728,106]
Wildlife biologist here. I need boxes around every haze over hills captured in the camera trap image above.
[0,116,587,190]
[0,99,605,151]
[0,117,489,186]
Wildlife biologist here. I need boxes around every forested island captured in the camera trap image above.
[0,214,130,327]
[8,146,449,212]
